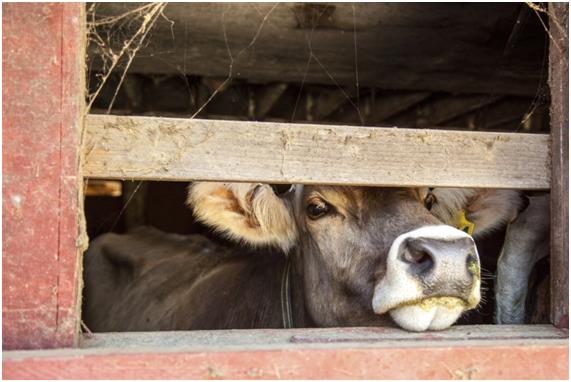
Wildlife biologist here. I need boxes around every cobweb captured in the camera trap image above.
[86,3,170,114]
[84,2,365,236]
[81,2,561,333]
[84,3,562,227]
[83,2,562,223]
[86,3,364,121]
[86,3,561,131]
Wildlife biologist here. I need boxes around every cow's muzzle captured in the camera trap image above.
[372,225,481,331]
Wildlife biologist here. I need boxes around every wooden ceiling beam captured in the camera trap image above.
[88,3,545,96]
[444,98,539,131]
[331,91,431,125]
[388,95,505,128]
[254,83,289,120]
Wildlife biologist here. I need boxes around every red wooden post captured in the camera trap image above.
[2,3,85,349]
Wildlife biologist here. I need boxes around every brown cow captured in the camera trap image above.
[82,183,523,332]
[424,187,548,324]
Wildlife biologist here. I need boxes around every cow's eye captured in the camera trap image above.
[424,193,437,211]
[307,200,330,219]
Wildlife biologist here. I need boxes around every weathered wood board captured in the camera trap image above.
[83,114,551,189]
[549,3,569,329]
[88,3,545,95]
[2,3,85,350]
[3,326,568,379]
[78,324,569,349]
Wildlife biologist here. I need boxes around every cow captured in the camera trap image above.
[426,188,550,324]
[494,193,550,324]
[82,182,528,332]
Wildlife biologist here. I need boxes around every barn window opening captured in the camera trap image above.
[82,3,555,335]
[3,3,566,378]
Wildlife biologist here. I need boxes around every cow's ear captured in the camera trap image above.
[462,189,525,237]
[429,188,525,237]
[187,182,298,251]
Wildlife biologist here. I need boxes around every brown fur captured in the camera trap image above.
[84,183,487,331]
[188,182,297,251]
[429,188,524,236]
[83,227,292,331]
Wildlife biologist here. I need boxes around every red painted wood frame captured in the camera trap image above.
[3,340,568,379]
[1,2,568,379]
[2,3,85,350]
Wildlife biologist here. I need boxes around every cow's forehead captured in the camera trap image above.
[304,186,364,209]
[298,185,428,210]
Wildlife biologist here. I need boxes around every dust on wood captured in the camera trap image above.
[83,114,551,189]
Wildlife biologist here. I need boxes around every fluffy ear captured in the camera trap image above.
[430,188,525,237]
[187,182,298,251]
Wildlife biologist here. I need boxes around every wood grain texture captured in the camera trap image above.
[340,91,430,124]
[2,3,85,350]
[255,83,288,119]
[79,325,569,349]
[83,114,551,189]
[3,326,568,379]
[549,3,569,329]
[390,95,502,128]
[88,3,545,96]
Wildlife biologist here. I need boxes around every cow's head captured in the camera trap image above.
[188,182,484,331]
[426,188,526,237]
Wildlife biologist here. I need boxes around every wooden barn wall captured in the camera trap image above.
[2,3,85,349]
[3,326,569,379]
[549,2,569,329]
[89,3,545,96]
[1,0,567,361]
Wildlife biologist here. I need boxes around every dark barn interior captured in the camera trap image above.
[84,3,552,326]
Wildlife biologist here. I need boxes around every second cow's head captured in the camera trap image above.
[188,183,522,331]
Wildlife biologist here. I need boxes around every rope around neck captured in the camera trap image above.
[280,256,293,329]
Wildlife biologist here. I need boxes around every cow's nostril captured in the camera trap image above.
[466,254,480,276]
[404,249,431,265]
[399,240,435,276]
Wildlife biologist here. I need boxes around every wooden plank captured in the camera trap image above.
[88,3,545,96]
[254,83,288,119]
[338,91,431,124]
[369,92,431,124]
[3,326,568,379]
[83,114,550,189]
[315,87,358,120]
[490,104,549,132]
[79,325,570,349]
[2,3,85,350]
[389,95,503,128]
[444,98,534,131]
[123,180,148,229]
[85,180,122,197]
[549,3,569,329]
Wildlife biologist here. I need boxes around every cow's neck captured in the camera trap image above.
[286,250,316,328]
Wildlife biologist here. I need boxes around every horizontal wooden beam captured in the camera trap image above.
[78,325,568,349]
[444,98,534,130]
[335,91,431,125]
[3,326,568,379]
[315,87,358,120]
[254,83,288,119]
[389,95,503,128]
[88,3,544,96]
[85,180,122,197]
[83,114,550,189]
[369,92,431,124]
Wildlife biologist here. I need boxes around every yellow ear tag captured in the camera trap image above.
[456,209,475,236]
